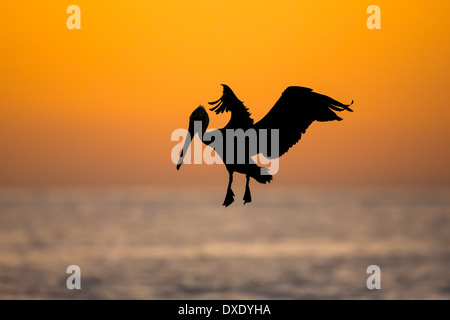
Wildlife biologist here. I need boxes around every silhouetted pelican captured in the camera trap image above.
[177,85,353,206]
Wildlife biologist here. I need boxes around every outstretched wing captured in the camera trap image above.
[208,84,254,127]
[255,86,353,159]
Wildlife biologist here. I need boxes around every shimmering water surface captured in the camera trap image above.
[0,186,449,299]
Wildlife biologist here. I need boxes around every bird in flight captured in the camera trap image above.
[176,84,353,206]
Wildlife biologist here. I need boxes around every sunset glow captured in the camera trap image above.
[1,1,449,186]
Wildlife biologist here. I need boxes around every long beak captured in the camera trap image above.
[176,122,195,170]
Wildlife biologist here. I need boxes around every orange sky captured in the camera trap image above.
[1,1,449,187]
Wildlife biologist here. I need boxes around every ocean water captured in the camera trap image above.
[0,186,449,299]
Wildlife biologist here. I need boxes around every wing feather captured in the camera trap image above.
[208,84,254,126]
[254,86,353,158]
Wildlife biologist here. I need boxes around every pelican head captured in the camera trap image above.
[176,105,210,170]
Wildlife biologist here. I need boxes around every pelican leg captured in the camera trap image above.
[243,174,252,204]
[223,172,235,207]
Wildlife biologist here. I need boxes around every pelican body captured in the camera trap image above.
[177,85,353,206]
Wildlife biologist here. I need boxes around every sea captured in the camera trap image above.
[0,186,449,299]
